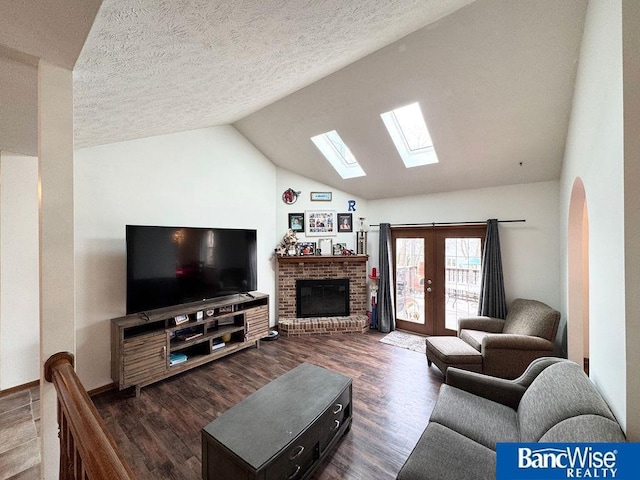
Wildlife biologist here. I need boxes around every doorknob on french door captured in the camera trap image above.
[426,287,432,293]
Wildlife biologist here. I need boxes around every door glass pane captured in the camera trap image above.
[395,238,425,324]
[445,238,482,330]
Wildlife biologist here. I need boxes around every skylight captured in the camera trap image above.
[380,102,439,168]
[311,130,366,179]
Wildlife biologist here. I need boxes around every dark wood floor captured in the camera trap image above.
[93,330,444,480]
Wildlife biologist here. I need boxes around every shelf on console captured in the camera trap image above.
[168,342,248,371]
[170,324,245,351]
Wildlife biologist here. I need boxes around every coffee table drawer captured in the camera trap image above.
[266,425,319,480]
[319,384,352,454]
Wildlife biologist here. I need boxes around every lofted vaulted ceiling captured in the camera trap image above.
[0,0,587,200]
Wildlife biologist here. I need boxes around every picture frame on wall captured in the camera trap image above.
[337,213,353,232]
[288,213,304,232]
[305,210,337,236]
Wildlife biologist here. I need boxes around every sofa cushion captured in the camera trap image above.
[458,329,491,351]
[539,415,627,442]
[502,298,560,340]
[518,362,618,442]
[430,384,519,450]
[397,422,495,480]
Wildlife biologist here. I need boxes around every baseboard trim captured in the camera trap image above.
[88,382,117,397]
[0,379,39,398]
[1,379,118,399]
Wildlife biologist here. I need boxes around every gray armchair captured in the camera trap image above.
[457,298,561,379]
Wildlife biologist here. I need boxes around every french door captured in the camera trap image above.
[392,226,485,336]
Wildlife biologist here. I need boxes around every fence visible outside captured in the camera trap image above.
[395,237,482,331]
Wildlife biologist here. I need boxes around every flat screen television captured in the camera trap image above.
[126,225,257,314]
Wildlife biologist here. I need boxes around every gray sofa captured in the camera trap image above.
[397,358,626,480]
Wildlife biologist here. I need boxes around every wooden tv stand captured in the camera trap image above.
[202,363,352,480]
[111,292,269,396]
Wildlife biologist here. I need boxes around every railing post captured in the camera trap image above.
[44,352,74,382]
[45,352,136,479]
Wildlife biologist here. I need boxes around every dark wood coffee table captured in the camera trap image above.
[201,363,352,480]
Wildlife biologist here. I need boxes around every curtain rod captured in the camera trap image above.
[368,219,526,227]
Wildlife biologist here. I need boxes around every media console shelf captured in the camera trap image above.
[111,292,269,396]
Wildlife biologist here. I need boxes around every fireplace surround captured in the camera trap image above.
[277,255,369,336]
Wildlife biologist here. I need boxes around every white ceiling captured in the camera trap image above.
[0,0,587,200]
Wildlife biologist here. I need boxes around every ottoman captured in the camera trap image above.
[425,336,482,376]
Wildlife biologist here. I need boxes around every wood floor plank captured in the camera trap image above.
[92,330,444,480]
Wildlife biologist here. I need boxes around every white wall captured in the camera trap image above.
[368,180,561,310]
[622,0,640,442]
[275,168,368,252]
[274,168,369,321]
[74,126,277,390]
[0,152,39,389]
[559,0,628,432]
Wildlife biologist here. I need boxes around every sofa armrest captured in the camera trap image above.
[445,368,526,409]
[457,316,505,335]
[446,357,568,409]
[482,334,555,351]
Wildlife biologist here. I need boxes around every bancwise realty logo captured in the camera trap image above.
[497,443,639,479]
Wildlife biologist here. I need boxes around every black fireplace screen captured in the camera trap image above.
[296,279,350,318]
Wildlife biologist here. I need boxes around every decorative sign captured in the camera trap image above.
[282,188,300,204]
[310,191,332,201]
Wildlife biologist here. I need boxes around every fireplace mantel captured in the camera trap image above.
[277,255,368,264]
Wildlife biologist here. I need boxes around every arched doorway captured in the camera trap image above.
[568,177,589,373]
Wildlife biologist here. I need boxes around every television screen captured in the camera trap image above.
[126,225,257,314]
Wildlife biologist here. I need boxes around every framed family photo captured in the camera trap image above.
[298,242,316,256]
[288,213,304,232]
[305,210,336,236]
[337,213,353,232]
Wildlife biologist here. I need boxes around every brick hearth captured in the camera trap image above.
[276,255,369,335]
[278,315,369,336]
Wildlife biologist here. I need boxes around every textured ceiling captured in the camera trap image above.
[236,0,588,199]
[1,0,587,201]
[73,0,475,149]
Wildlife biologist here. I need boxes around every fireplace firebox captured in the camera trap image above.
[296,279,350,318]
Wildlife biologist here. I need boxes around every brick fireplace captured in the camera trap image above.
[276,255,369,335]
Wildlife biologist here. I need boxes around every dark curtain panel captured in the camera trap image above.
[377,223,396,333]
[477,219,507,319]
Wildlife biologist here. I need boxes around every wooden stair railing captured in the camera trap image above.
[44,352,136,480]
